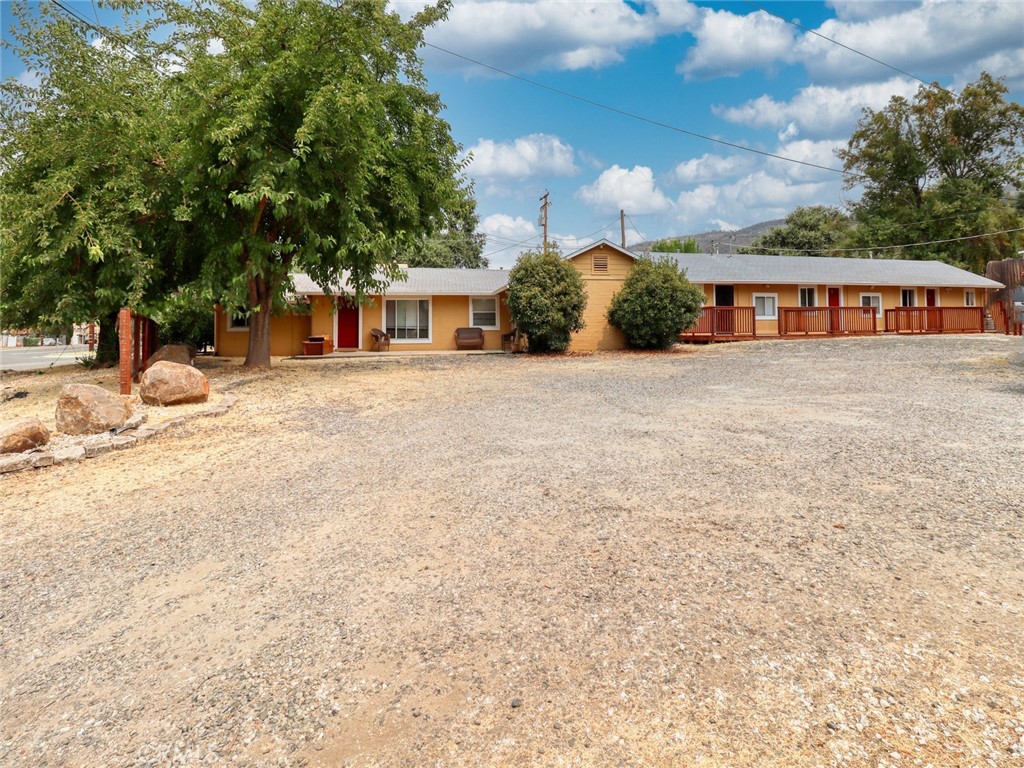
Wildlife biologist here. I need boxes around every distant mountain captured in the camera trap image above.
[633,219,785,253]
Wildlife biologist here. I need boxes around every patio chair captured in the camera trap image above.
[455,327,484,350]
[501,327,518,352]
[370,328,390,352]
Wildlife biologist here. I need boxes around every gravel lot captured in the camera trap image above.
[2,335,1023,767]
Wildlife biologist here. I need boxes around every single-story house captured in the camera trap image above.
[213,240,1005,355]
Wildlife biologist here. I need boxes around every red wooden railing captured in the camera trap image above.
[990,301,1022,336]
[883,307,985,334]
[680,306,757,339]
[779,307,877,336]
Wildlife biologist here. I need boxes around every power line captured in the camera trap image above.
[624,213,647,244]
[425,43,861,181]
[713,226,1024,256]
[741,0,950,94]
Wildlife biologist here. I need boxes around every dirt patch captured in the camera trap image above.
[1,336,1022,767]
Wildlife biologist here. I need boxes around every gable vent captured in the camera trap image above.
[592,253,609,274]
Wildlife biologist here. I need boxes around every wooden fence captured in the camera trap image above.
[883,307,985,334]
[779,307,877,336]
[680,306,757,340]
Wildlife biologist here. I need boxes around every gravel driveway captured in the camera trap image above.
[2,335,1022,767]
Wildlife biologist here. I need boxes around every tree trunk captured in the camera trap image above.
[243,274,273,368]
[94,309,121,368]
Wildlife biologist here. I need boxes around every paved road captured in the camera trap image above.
[0,345,89,372]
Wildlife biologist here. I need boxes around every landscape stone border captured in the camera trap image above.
[0,392,238,475]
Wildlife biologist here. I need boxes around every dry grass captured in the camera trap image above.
[2,336,1022,768]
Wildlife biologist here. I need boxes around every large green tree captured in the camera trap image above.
[166,0,468,367]
[740,206,851,255]
[0,2,181,365]
[837,72,1024,271]
[397,187,488,268]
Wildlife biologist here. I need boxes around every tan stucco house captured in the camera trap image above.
[213,241,1004,356]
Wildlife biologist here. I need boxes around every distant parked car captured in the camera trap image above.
[42,337,57,346]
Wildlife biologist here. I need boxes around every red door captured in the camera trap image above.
[827,288,841,332]
[925,289,937,307]
[827,287,841,307]
[337,305,359,349]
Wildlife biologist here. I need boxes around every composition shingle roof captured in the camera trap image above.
[668,252,1003,288]
[291,268,510,296]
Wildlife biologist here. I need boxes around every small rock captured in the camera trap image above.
[412,708,421,717]
[511,698,523,709]
[0,453,33,473]
[52,446,85,464]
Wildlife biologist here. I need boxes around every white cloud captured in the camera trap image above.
[826,1,920,22]
[714,77,919,137]
[672,153,755,184]
[674,171,838,233]
[424,0,699,73]
[577,165,672,215]
[956,48,1024,92]
[466,134,577,180]
[796,1,1024,83]
[481,213,538,241]
[679,8,797,79]
[767,138,849,182]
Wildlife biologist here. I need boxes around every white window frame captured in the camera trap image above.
[384,296,432,343]
[468,296,500,330]
[798,286,817,308]
[226,312,250,332]
[859,292,883,318]
[900,288,917,307]
[964,289,976,307]
[752,293,778,320]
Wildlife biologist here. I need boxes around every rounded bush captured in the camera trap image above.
[506,248,587,354]
[607,256,705,349]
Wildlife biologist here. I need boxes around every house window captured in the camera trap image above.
[860,293,882,317]
[753,293,778,320]
[227,313,250,331]
[385,299,430,341]
[469,297,499,329]
[901,289,916,307]
[964,289,976,307]
[798,287,817,307]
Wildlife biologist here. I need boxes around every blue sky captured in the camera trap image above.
[4,1,1023,267]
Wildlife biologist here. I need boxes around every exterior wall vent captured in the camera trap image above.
[592,253,609,274]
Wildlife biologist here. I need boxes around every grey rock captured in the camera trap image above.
[56,384,131,435]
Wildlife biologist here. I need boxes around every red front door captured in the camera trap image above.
[827,287,841,307]
[337,305,359,348]
[925,289,937,307]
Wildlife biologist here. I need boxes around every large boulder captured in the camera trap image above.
[146,343,197,368]
[56,383,131,435]
[1,417,51,454]
[140,361,209,406]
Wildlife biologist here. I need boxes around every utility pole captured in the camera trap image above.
[620,209,626,248]
[539,191,551,251]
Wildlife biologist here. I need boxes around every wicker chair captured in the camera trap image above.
[370,328,391,352]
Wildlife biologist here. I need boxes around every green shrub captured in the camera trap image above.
[155,288,214,352]
[506,247,587,353]
[607,256,705,349]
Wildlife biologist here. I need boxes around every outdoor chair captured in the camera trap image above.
[370,328,391,352]
[454,327,485,350]
[501,327,518,352]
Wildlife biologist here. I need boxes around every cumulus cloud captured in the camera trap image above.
[956,48,1024,92]
[481,213,538,241]
[714,77,919,137]
[796,1,1024,83]
[577,165,672,215]
[674,171,838,233]
[678,8,797,79]
[826,1,920,22]
[672,153,755,184]
[465,134,578,180]
[767,138,849,182]
[423,0,699,73]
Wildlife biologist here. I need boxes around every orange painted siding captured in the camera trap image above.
[566,244,635,351]
[213,307,311,356]
[358,293,512,351]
